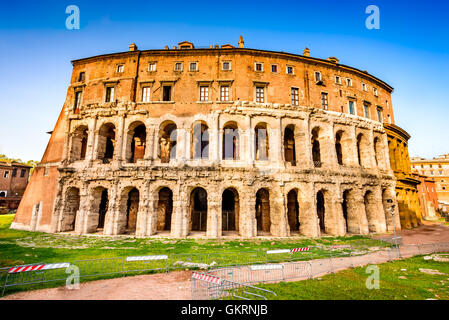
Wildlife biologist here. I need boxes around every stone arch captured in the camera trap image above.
[60,187,80,232]
[255,188,271,235]
[189,187,208,232]
[335,129,352,166]
[287,189,300,233]
[192,121,209,159]
[126,121,146,163]
[357,133,371,168]
[364,190,377,232]
[223,121,239,160]
[255,122,269,161]
[373,136,385,169]
[156,187,173,232]
[284,124,296,165]
[70,125,88,161]
[117,186,140,234]
[97,123,116,163]
[311,127,322,167]
[222,188,239,232]
[341,189,361,234]
[159,121,177,163]
[86,186,109,233]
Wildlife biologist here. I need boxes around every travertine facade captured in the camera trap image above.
[12,39,402,237]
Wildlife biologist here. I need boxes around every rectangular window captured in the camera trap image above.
[74,91,82,110]
[222,62,230,71]
[286,66,294,74]
[189,62,198,71]
[291,88,299,106]
[148,63,157,71]
[255,87,264,103]
[315,72,321,82]
[20,169,26,178]
[163,86,172,101]
[255,63,263,72]
[321,92,328,110]
[200,86,209,101]
[117,64,124,73]
[374,88,378,96]
[271,64,278,73]
[362,83,367,91]
[348,101,355,115]
[105,87,115,102]
[335,76,341,84]
[376,107,383,122]
[220,86,230,101]
[12,168,17,177]
[78,72,85,82]
[346,78,352,86]
[4,171,9,178]
[364,103,370,118]
[142,87,151,102]
[175,62,183,71]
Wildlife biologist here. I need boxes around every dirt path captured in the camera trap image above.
[3,222,449,300]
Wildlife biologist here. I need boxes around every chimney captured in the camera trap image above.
[238,35,244,48]
[327,57,339,64]
[303,47,310,57]
[129,43,138,51]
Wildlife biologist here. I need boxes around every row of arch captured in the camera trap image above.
[60,184,392,237]
[69,119,387,169]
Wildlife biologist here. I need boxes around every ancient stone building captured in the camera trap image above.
[0,162,31,210]
[12,38,402,238]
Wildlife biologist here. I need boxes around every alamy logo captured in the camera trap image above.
[66,5,80,30]
[365,265,380,289]
[365,5,380,30]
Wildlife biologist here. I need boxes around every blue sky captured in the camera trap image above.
[0,0,448,161]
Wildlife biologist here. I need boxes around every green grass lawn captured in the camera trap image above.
[0,214,390,268]
[257,255,449,300]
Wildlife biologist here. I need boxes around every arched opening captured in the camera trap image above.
[342,190,350,233]
[222,188,239,232]
[335,131,343,166]
[287,189,300,233]
[127,123,146,163]
[312,127,321,167]
[70,126,88,161]
[223,122,239,160]
[97,123,116,163]
[255,123,269,161]
[255,188,271,235]
[97,188,108,230]
[284,125,296,165]
[374,137,384,168]
[316,190,326,233]
[159,122,177,163]
[125,188,139,234]
[357,133,371,168]
[190,187,208,232]
[364,190,377,232]
[192,122,209,159]
[61,187,80,232]
[157,187,173,232]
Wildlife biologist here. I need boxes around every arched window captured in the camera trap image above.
[255,123,269,161]
[255,188,271,234]
[70,126,88,161]
[192,122,209,159]
[335,131,343,165]
[223,122,239,160]
[127,122,146,163]
[97,123,116,163]
[190,187,208,232]
[159,122,177,163]
[284,125,296,165]
[312,127,321,167]
[357,133,371,168]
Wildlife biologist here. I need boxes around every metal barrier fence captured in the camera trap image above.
[2,241,449,297]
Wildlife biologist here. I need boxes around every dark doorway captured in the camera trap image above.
[287,189,300,232]
[255,189,270,234]
[317,191,325,233]
[342,190,349,233]
[126,188,139,233]
[190,188,208,231]
[157,187,173,231]
[98,189,108,229]
[222,188,239,231]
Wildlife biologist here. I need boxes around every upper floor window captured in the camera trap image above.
[74,91,82,110]
[174,62,183,71]
[189,62,198,71]
[346,78,353,87]
[335,76,341,84]
[20,169,26,178]
[314,72,321,82]
[291,88,299,106]
[105,86,115,102]
[142,87,151,102]
[148,62,157,71]
[376,107,383,122]
[255,63,263,72]
[373,87,378,96]
[220,85,230,102]
[286,66,294,75]
[78,72,85,82]
[321,92,328,110]
[363,103,370,118]
[271,64,278,73]
[163,85,172,101]
[222,61,231,71]
[255,87,264,103]
[348,100,356,115]
[362,83,367,91]
[199,86,209,101]
[3,171,9,178]
[116,64,124,73]
[12,168,17,177]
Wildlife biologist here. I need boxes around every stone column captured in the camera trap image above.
[240,188,256,237]
[135,186,151,237]
[116,114,126,162]
[271,186,289,237]
[326,186,346,236]
[143,191,159,236]
[210,114,220,164]
[348,125,359,167]
[271,117,283,164]
[104,185,119,235]
[75,187,89,235]
[207,192,221,238]
[86,117,97,162]
[144,126,155,162]
[245,116,253,164]
[323,121,337,169]
[172,191,189,237]
[356,189,370,235]
[298,182,319,237]
[297,118,312,168]
[372,186,387,233]
[367,129,377,169]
